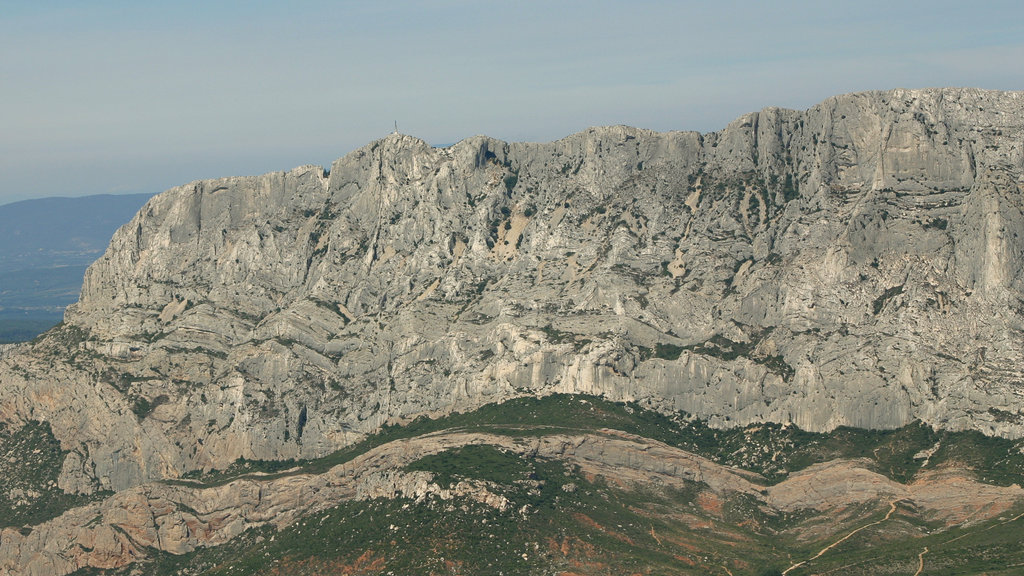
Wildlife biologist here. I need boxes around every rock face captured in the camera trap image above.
[1,88,1024,494]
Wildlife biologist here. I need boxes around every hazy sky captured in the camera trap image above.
[1,0,1021,205]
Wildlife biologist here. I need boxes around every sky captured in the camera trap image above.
[1,0,1022,206]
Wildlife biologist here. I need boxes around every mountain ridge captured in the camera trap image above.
[3,86,1024,575]
[3,87,1024,495]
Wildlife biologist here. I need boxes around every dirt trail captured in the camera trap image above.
[941,508,1024,546]
[913,547,928,576]
[782,500,902,575]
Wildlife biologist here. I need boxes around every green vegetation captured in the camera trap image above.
[652,342,686,360]
[130,394,168,420]
[407,444,545,489]
[0,421,108,529]
[535,324,592,351]
[503,172,519,194]
[99,438,781,576]
[782,502,1024,575]
[782,173,799,202]
[872,284,905,315]
[48,393,1024,575]
[174,393,1024,490]
[131,396,153,419]
[641,330,796,381]
[538,323,573,344]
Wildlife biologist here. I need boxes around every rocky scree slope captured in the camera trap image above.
[1,88,1024,496]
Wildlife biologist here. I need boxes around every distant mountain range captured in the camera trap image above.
[0,193,153,342]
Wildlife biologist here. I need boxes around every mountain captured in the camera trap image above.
[0,193,154,343]
[1,88,1024,575]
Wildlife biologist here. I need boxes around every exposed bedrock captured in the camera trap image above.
[1,88,1023,493]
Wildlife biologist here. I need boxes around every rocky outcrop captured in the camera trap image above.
[0,345,21,362]
[3,428,1019,576]
[0,431,519,576]
[766,459,1024,525]
[1,88,1024,496]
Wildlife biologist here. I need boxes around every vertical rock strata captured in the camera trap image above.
[1,88,1023,493]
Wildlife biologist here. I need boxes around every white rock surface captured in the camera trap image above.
[1,88,1023,495]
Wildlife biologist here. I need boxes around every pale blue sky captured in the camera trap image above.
[1,0,1021,205]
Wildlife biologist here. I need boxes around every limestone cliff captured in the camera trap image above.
[2,87,1024,494]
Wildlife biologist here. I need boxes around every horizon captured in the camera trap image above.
[2,1,1021,206]
[0,86,1013,209]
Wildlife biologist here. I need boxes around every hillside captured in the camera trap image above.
[3,395,1023,575]
[1,88,1024,574]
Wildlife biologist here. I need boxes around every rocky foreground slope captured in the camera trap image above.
[2,87,1024,499]
[3,395,1023,575]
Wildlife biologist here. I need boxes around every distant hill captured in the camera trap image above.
[0,193,153,342]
